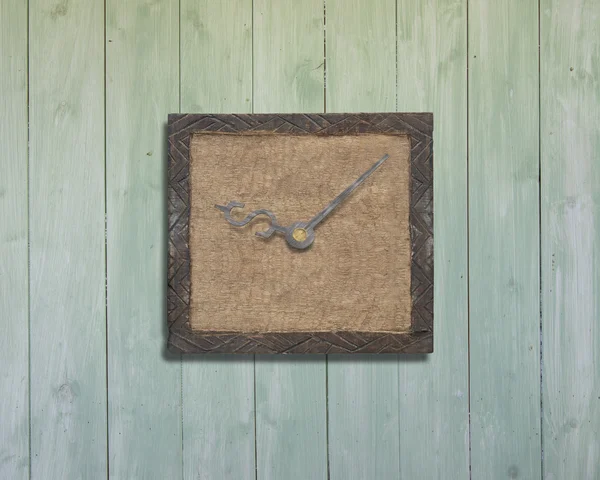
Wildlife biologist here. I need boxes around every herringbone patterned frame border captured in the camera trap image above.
[167,113,433,354]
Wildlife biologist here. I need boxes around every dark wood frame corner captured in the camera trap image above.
[167,113,433,354]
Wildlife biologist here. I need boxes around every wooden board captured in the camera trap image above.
[253,0,325,114]
[28,0,107,477]
[541,0,600,477]
[468,0,542,478]
[181,0,252,113]
[325,0,396,113]
[167,113,433,354]
[0,0,29,477]
[324,2,401,479]
[182,356,255,479]
[255,357,327,480]
[328,356,400,479]
[179,2,256,479]
[105,0,182,477]
[396,0,470,477]
[3,1,599,477]
[253,3,328,478]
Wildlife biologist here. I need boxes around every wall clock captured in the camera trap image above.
[167,113,433,354]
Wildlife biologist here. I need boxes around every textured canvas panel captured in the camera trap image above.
[167,113,433,353]
[189,133,412,333]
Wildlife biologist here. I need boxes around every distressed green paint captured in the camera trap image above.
[181,0,252,113]
[468,0,541,478]
[182,357,255,480]
[325,3,398,478]
[396,0,469,477]
[326,0,396,113]
[105,0,182,477]
[180,2,256,479]
[253,0,325,113]
[255,357,326,480]
[1,1,600,477]
[28,0,107,477]
[253,2,327,479]
[0,0,28,477]
[328,357,399,479]
[541,1,600,478]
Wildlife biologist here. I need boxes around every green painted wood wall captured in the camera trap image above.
[1,0,598,478]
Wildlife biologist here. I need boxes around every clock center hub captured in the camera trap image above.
[284,222,315,250]
[292,228,308,242]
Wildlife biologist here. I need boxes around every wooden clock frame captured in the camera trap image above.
[167,113,433,354]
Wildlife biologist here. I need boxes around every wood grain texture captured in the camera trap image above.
[3,1,597,476]
[167,113,433,354]
[328,356,400,479]
[253,0,324,113]
[255,357,327,480]
[0,0,29,477]
[326,0,396,113]
[181,0,252,113]
[182,356,256,480]
[468,0,541,478]
[541,1,600,478]
[324,1,400,478]
[180,2,256,478]
[28,0,107,477]
[105,0,182,478]
[252,4,327,477]
[396,0,470,477]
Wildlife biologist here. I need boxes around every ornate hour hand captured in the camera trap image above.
[215,153,390,250]
[214,202,311,248]
[214,201,288,239]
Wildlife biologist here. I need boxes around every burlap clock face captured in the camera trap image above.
[188,133,413,334]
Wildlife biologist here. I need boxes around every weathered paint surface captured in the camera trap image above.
[0,1,29,478]
[541,0,600,478]
[253,2,328,479]
[106,0,182,477]
[0,1,597,478]
[29,0,107,477]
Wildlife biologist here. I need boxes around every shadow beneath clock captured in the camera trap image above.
[177,352,257,364]
[398,353,429,363]
[176,353,330,365]
[327,353,428,365]
[171,354,428,363]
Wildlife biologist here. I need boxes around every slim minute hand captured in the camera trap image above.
[306,153,390,230]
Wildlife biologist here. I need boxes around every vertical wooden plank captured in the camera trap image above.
[0,0,29,478]
[254,358,327,480]
[181,0,252,113]
[29,0,106,477]
[182,357,255,480]
[105,0,181,478]
[328,357,399,479]
[541,1,600,478]
[253,2,327,480]
[326,0,396,113]
[396,1,470,477]
[326,5,397,478]
[468,1,541,478]
[253,0,324,113]
[180,2,255,479]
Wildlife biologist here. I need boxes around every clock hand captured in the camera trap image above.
[306,153,390,231]
[214,201,288,238]
[215,201,315,249]
[215,153,390,250]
